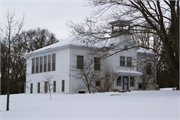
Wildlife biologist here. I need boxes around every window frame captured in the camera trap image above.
[52,54,56,71]
[120,56,125,67]
[37,82,40,93]
[96,81,101,87]
[117,76,121,86]
[127,57,132,67]
[94,57,100,70]
[130,77,134,87]
[32,58,35,74]
[53,81,56,93]
[77,55,84,69]
[146,62,152,75]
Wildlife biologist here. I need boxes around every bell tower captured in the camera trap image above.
[109,20,132,37]
[109,20,132,44]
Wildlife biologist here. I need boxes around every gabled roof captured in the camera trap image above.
[23,35,155,58]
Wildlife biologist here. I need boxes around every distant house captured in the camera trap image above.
[24,20,156,94]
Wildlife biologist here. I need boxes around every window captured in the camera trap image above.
[36,57,39,73]
[48,55,51,71]
[37,82,40,93]
[32,58,35,74]
[124,45,128,50]
[62,80,65,92]
[94,57,100,70]
[96,81,101,87]
[130,77,134,86]
[30,83,33,94]
[44,56,47,72]
[127,57,132,67]
[77,56,83,69]
[53,81,56,92]
[52,54,56,71]
[120,56,125,66]
[40,57,43,73]
[117,76,121,86]
[139,83,142,89]
[44,82,48,93]
[146,63,152,75]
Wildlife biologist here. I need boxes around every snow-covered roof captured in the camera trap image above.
[137,48,155,54]
[114,69,143,76]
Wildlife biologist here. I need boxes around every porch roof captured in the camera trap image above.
[114,69,143,76]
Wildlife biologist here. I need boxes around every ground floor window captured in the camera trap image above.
[117,76,121,86]
[130,77,134,87]
[62,80,65,92]
[53,81,56,92]
[37,82,40,93]
[96,81,101,87]
[30,83,33,94]
[44,82,48,93]
[139,83,142,89]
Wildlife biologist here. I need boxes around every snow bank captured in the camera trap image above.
[0,91,179,120]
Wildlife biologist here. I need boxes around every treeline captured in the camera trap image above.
[1,28,59,94]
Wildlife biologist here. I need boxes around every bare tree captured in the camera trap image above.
[42,73,55,100]
[0,11,25,111]
[68,0,179,89]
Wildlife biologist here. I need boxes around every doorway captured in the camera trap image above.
[123,76,129,91]
[44,82,48,93]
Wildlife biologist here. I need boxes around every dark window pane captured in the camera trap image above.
[117,76,121,86]
[48,55,51,71]
[62,80,65,92]
[52,54,56,71]
[37,82,40,93]
[44,56,47,72]
[96,81,101,86]
[30,83,33,94]
[130,77,134,86]
[77,56,83,69]
[146,63,152,75]
[36,57,39,73]
[40,57,43,73]
[32,58,35,74]
[94,57,100,70]
[44,82,48,93]
[53,81,56,92]
[124,45,128,50]
[120,56,125,66]
[127,57,132,67]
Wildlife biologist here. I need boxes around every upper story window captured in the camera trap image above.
[146,63,152,75]
[120,56,132,67]
[94,57,100,70]
[52,54,56,71]
[127,57,132,67]
[120,56,125,67]
[44,56,47,72]
[32,58,35,74]
[36,57,39,73]
[31,53,56,74]
[124,45,128,50]
[77,56,83,69]
[48,55,51,71]
[40,57,43,73]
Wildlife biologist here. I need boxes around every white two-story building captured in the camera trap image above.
[24,20,156,94]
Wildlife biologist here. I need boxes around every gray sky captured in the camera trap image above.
[1,0,93,40]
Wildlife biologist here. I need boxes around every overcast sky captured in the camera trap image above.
[1,0,93,40]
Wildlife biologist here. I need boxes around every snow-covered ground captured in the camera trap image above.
[0,90,179,120]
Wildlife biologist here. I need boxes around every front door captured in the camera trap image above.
[44,82,48,93]
[123,76,129,91]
